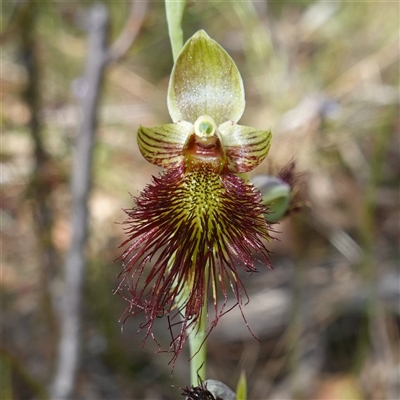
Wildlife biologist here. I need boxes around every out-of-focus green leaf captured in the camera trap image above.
[236,370,247,400]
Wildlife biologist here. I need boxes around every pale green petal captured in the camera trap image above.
[251,175,291,222]
[219,121,272,173]
[137,121,193,168]
[167,30,245,125]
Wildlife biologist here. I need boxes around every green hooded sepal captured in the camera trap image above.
[168,30,245,126]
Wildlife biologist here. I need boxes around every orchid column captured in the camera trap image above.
[117,30,273,384]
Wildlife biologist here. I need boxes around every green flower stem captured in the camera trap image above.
[170,252,208,385]
[173,281,207,385]
[165,0,186,61]
[173,266,208,385]
[188,293,207,385]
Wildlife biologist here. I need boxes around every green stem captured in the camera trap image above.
[188,297,207,385]
[174,281,208,386]
[353,108,394,373]
[165,0,186,61]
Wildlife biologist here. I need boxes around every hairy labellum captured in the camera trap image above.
[117,155,272,359]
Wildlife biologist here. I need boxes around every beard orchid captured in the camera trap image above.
[117,30,273,361]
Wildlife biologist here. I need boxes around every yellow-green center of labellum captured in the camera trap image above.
[117,30,273,362]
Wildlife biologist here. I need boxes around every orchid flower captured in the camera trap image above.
[117,30,273,361]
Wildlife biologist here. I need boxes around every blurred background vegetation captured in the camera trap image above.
[1,1,399,399]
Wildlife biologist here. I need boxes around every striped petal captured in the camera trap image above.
[137,121,193,168]
[218,121,272,173]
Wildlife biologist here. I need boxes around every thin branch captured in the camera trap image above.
[50,4,109,399]
[105,0,148,64]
